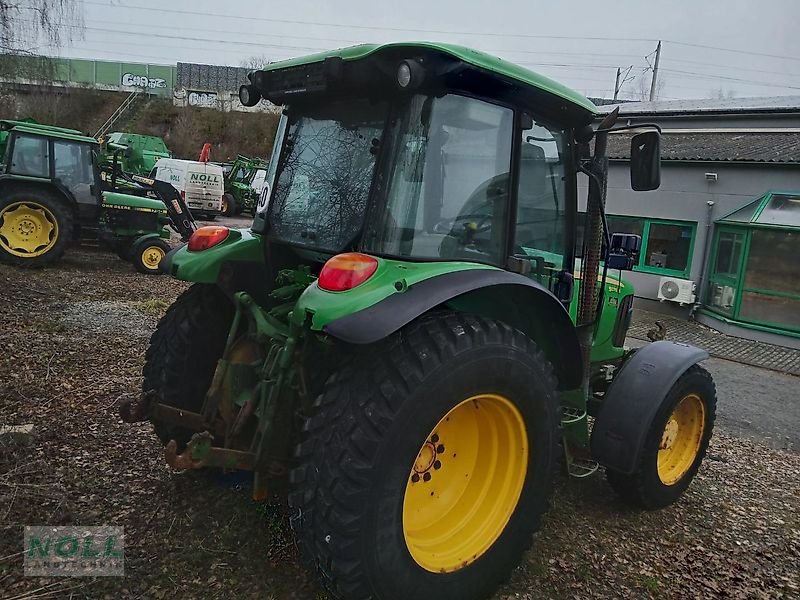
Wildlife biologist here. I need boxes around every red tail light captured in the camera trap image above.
[318,253,379,292]
[187,226,229,251]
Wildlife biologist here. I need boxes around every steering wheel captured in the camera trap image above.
[433,213,493,236]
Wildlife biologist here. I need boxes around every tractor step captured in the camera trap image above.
[561,405,587,424]
[567,458,599,479]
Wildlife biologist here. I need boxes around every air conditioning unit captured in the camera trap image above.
[658,276,696,305]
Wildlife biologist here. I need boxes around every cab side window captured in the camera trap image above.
[514,120,568,284]
[9,135,49,178]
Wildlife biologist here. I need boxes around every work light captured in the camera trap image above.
[396,59,424,91]
[238,84,260,107]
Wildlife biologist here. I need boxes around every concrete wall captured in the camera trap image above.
[579,162,800,304]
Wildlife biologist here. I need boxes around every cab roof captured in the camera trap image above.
[0,120,98,145]
[260,42,598,122]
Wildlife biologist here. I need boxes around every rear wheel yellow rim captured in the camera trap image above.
[403,393,528,573]
[0,201,59,258]
[140,245,166,270]
[221,197,229,214]
[657,393,705,485]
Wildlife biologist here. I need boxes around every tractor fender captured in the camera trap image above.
[590,340,709,474]
[324,269,584,390]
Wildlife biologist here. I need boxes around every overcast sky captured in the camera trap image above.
[46,0,800,101]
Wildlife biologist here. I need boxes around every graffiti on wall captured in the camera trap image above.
[122,73,167,89]
[188,91,218,107]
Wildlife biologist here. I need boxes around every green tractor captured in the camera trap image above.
[0,120,194,273]
[220,154,269,216]
[125,43,717,600]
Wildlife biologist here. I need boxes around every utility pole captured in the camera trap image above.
[613,67,621,101]
[649,40,662,101]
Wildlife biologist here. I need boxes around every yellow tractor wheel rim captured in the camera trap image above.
[403,393,528,573]
[0,201,59,258]
[221,197,229,214]
[140,245,166,270]
[657,393,705,485]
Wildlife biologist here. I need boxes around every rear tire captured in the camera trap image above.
[606,365,716,509]
[143,284,234,447]
[289,312,560,600]
[131,237,171,274]
[0,188,73,268]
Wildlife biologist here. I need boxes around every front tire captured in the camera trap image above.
[143,284,234,446]
[131,237,171,274]
[0,189,73,267]
[606,365,716,509]
[290,313,560,600]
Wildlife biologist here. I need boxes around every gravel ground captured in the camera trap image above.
[1,245,798,599]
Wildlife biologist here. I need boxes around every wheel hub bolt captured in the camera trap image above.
[436,444,445,453]
[431,434,439,443]
[411,473,420,483]
[433,460,441,470]
[423,472,431,482]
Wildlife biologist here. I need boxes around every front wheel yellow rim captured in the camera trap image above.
[0,201,59,258]
[140,245,166,270]
[657,393,705,485]
[402,393,528,573]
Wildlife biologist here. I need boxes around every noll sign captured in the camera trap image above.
[24,526,124,576]
[189,173,220,184]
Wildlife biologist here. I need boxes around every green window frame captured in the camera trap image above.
[580,215,696,278]
[703,224,800,337]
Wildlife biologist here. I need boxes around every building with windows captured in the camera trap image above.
[587,97,800,348]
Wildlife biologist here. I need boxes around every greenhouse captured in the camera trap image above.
[703,191,800,337]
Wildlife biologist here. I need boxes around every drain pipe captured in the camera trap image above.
[691,199,716,318]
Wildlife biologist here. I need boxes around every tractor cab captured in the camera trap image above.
[245,46,597,292]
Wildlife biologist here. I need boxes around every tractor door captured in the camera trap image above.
[52,139,100,220]
[511,117,571,295]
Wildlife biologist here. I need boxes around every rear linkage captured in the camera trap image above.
[120,267,317,498]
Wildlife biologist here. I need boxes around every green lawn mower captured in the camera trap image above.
[0,120,195,273]
[123,43,717,600]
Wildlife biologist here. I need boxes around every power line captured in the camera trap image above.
[81,0,659,43]
[664,39,800,63]
[82,0,800,65]
[660,68,800,90]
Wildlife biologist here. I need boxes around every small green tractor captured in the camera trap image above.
[220,154,269,216]
[0,120,194,273]
[125,43,717,600]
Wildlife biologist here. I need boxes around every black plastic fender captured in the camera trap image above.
[590,340,709,474]
[324,269,584,390]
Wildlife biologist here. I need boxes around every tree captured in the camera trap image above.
[712,87,738,100]
[0,1,84,79]
[240,54,271,71]
[631,72,666,102]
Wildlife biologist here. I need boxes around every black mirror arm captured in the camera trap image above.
[595,122,663,135]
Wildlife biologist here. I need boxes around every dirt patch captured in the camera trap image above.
[59,300,161,338]
[1,250,798,600]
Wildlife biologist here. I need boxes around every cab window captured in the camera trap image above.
[9,134,49,178]
[514,120,568,286]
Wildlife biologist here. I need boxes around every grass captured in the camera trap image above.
[130,299,171,317]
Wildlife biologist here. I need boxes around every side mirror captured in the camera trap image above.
[630,131,661,191]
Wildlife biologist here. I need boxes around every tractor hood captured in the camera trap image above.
[102,191,167,214]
